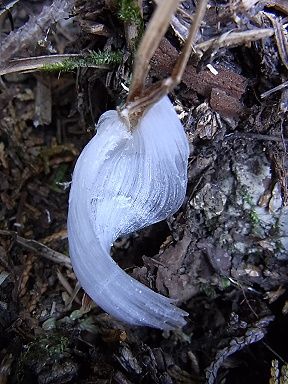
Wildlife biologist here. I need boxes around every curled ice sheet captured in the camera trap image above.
[68,96,189,330]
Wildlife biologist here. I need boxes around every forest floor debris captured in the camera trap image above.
[0,0,288,383]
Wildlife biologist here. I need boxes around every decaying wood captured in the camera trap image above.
[263,0,288,14]
[151,38,247,117]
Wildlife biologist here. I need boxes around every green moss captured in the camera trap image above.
[118,0,143,28]
[50,164,69,193]
[219,277,231,290]
[17,334,70,381]
[249,209,260,225]
[42,50,122,72]
[23,335,69,360]
[117,0,144,50]
[199,283,217,299]
[240,187,262,233]
[241,187,253,206]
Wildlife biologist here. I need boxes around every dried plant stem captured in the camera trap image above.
[0,230,71,268]
[127,0,181,102]
[122,0,208,128]
[261,80,288,98]
[170,0,208,86]
[195,28,274,55]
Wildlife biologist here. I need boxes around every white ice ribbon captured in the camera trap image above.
[68,96,189,330]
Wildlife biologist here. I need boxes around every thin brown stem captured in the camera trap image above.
[123,0,208,129]
[195,28,274,56]
[127,0,181,102]
[170,0,208,87]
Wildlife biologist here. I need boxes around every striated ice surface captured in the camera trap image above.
[67,96,189,330]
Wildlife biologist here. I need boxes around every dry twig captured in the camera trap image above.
[0,0,19,17]
[261,80,288,98]
[0,230,71,268]
[195,28,274,56]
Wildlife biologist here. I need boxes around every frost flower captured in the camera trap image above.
[68,96,189,330]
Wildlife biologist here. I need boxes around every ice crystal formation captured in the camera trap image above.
[68,96,189,330]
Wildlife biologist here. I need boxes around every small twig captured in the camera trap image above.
[65,281,81,309]
[0,53,113,76]
[262,341,287,364]
[279,118,288,205]
[57,268,81,304]
[119,0,143,50]
[195,28,274,55]
[240,286,259,319]
[262,0,288,14]
[261,80,288,98]
[138,0,143,12]
[57,269,74,295]
[206,316,275,384]
[177,6,194,21]
[0,230,71,268]
[0,0,19,16]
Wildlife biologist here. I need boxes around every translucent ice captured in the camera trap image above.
[68,96,189,330]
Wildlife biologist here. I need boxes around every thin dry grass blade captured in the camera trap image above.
[0,54,80,75]
[0,53,111,76]
[261,80,288,98]
[171,0,208,86]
